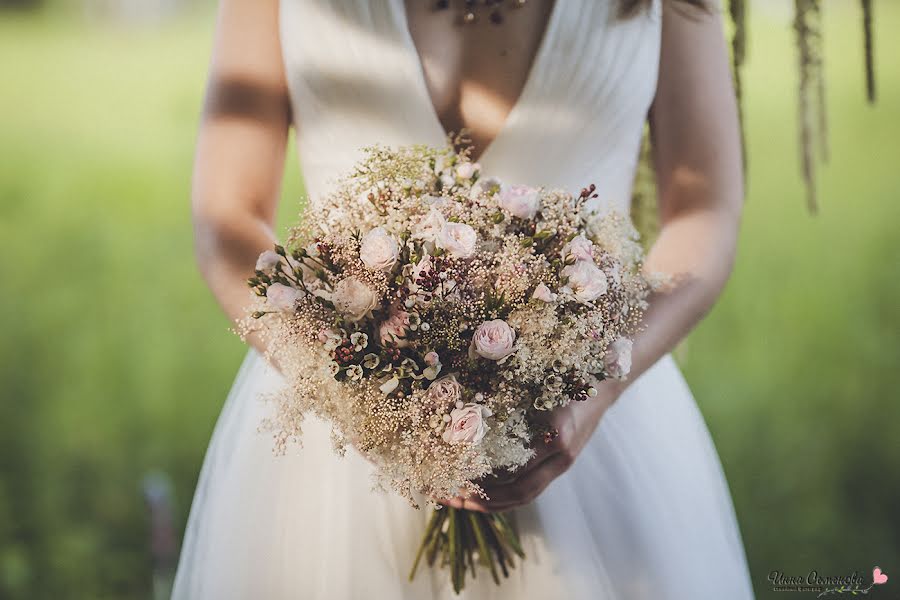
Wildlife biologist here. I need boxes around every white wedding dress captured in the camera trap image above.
[172,0,756,598]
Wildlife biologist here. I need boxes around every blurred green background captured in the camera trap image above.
[0,1,897,598]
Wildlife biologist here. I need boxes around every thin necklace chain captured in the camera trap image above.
[433,0,528,26]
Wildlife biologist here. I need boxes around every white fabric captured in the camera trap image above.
[173,0,756,598]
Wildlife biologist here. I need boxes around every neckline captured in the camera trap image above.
[396,0,561,165]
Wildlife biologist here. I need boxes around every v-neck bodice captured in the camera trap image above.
[279,0,662,213]
[398,0,562,165]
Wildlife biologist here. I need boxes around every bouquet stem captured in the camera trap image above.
[409,508,525,594]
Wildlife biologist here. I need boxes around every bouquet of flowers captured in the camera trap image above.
[242,144,652,593]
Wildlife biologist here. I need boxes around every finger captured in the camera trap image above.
[458,496,492,513]
[437,495,493,513]
[438,497,465,509]
[437,486,495,512]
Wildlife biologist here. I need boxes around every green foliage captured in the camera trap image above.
[0,4,897,599]
[0,13,302,599]
[680,3,900,591]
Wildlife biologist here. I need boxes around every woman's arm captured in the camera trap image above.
[454,2,744,512]
[193,0,292,353]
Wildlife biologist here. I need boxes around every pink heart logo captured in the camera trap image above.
[873,567,888,585]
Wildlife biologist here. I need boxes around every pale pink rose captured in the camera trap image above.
[561,234,594,263]
[265,283,303,312]
[424,351,440,367]
[359,227,399,271]
[436,222,477,258]
[471,319,516,361]
[531,283,557,303]
[561,260,608,303]
[442,402,493,445]
[604,337,633,379]
[255,250,281,272]
[427,374,462,407]
[455,162,479,180]
[379,310,411,347]
[412,208,446,246]
[332,277,378,322]
[498,184,541,219]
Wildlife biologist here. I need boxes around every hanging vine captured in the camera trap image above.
[794,0,826,213]
[729,0,747,173]
[631,0,878,237]
[862,0,876,103]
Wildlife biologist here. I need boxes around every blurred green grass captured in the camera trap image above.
[0,4,897,599]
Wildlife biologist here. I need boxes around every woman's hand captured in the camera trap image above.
[441,377,620,513]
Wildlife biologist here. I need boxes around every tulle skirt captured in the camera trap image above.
[172,350,755,599]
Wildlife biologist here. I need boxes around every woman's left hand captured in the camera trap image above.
[442,377,620,513]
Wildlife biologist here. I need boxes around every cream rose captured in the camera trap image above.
[442,402,493,445]
[470,319,516,361]
[332,277,378,322]
[561,234,594,263]
[265,283,303,312]
[498,184,541,219]
[412,208,446,246]
[359,227,399,271]
[436,222,477,258]
[604,337,633,379]
[561,260,608,303]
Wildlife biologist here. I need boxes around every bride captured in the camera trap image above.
[173,0,755,598]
